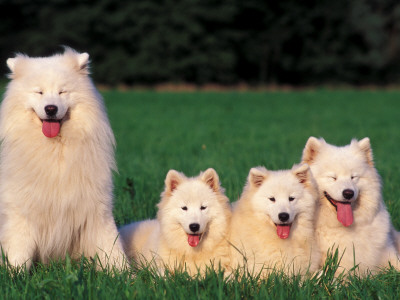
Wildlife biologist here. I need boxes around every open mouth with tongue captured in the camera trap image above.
[324,191,353,227]
[275,224,291,239]
[41,119,62,138]
[187,233,203,247]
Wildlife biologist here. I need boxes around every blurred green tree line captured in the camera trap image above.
[1,0,400,86]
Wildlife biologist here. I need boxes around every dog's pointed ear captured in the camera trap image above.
[200,168,220,192]
[164,170,185,196]
[302,137,324,165]
[63,47,90,74]
[77,52,90,72]
[292,163,310,184]
[7,58,17,73]
[249,167,268,188]
[6,54,26,79]
[355,137,374,167]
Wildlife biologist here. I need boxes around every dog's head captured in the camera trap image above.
[6,48,91,138]
[158,168,228,249]
[246,163,315,239]
[302,137,377,227]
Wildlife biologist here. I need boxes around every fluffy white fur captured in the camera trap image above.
[229,164,320,277]
[302,137,400,275]
[0,48,126,269]
[119,219,160,266]
[119,168,232,276]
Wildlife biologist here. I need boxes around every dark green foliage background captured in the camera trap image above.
[1,0,400,86]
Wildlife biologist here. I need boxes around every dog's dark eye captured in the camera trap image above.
[351,175,358,180]
[35,91,43,95]
[59,90,67,95]
[269,197,275,202]
[181,206,187,211]
[200,206,207,210]
[289,197,295,201]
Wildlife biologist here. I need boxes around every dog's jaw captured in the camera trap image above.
[324,191,339,209]
[324,191,354,227]
[187,233,203,247]
[41,119,61,138]
[39,109,70,138]
[274,223,292,239]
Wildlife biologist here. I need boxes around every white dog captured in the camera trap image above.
[119,168,232,276]
[302,137,399,275]
[0,48,126,269]
[229,164,320,277]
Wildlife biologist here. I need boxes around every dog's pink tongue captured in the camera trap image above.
[187,234,200,247]
[42,121,60,138]
[336,202,353,227]
[276,225,291,239]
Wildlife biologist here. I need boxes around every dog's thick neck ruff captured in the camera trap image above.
[324,191,353,227]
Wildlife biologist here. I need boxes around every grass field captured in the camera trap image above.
[1,89,400,299]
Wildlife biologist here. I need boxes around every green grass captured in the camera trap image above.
[2,89,400,298]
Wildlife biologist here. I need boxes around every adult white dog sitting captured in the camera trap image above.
[0,48,126,270]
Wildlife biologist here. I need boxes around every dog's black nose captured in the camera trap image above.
[189,223,200,233]
[278,212,290,222]
[343,189,354,200]
[45,105,58,117]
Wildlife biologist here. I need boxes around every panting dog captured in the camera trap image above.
[302,137,400,275]
[120,168,232,276]
[229,164,320,277]
[0,48,126,269]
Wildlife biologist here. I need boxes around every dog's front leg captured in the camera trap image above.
[0,214,36,270]
[91,219,128,271]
